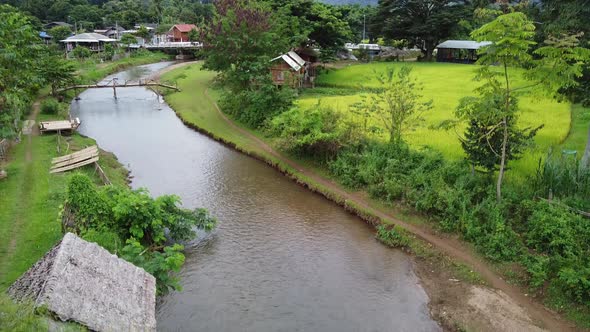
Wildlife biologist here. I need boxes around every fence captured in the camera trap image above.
[0,139,10,160]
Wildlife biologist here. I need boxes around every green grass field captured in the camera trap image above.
[305,62,583,178]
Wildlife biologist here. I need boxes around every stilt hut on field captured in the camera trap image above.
[270,51,309,88]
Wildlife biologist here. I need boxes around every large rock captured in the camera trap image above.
[8,233,157,332]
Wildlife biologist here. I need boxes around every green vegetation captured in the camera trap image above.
[306,62,576,177]
[63,174,216,294]
[163,10,590,326]
[0,134,129,290]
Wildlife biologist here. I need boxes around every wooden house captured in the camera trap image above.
[270,51,310,88]
[61,33,116,53]
[168,24,197,42]
[94,26,125,40]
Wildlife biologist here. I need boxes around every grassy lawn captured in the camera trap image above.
[305,62,584,179]
[0,53,163,291]
[0,133,128,290]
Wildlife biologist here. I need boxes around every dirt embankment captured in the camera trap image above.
[157,62,579,332]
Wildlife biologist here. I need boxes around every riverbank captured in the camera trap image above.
[0,53,172,290]
[161,62,580,331]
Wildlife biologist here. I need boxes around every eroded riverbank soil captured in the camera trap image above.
[414,257,550,331]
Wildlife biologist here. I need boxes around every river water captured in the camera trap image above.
[70,62,440,332]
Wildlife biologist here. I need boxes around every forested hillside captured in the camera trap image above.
[321,0,377,5]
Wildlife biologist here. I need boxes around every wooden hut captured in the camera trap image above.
[8,233,157,331]
[270,51,309,88]
[435,40,492,64]
[168,24,197,42]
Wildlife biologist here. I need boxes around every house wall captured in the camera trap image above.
[171,28,190,42]
[270,62,304,87]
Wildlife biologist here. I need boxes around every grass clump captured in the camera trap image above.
[376,224,411,249]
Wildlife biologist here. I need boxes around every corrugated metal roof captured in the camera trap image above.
[61,33,116,43]
[282,54,302,71]
[287,51,306,67]
[271,51,307,71]
[436,40,492,50]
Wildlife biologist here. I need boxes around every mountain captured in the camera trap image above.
[320,0,378,5]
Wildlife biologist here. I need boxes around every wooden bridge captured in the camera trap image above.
[57,79,180,98]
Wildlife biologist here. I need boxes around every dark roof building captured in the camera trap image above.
[435,40,492,64]
[43,22,72,30]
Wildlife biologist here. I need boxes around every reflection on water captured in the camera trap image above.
[70,62,440,332]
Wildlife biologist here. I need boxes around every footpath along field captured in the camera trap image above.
[302,62,577,178]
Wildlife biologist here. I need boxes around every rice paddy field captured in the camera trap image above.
[301,62,579,179]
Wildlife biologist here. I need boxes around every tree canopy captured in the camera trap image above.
[372,0,470,60]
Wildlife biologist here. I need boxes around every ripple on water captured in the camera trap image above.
[71,62,440,332]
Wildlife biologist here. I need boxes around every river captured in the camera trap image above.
[70,62,440,332]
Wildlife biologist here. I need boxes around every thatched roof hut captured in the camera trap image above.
[8,233,156,332]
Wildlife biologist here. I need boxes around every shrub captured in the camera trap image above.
[71,46,91,59]
[525,201,583,257]
[268,104,362,160]
[376,224,411,249]
[63,174,217,294]
[0,294,47,331]
[533,152,590,210]
[40,98,60,114]
[221,83,296,128]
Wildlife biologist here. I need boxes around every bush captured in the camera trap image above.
[0,294,47,331]
[534,152,590,210]
[63,174,217,294]
[130,48,151,58]
[40,98,61,115]
[221,83,296,128]
[71,46,91,59]
[525,201,585,257]
[268,104,362,160]
[376,224,411,249]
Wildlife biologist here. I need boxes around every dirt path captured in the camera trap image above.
[3,102,41,270]
[199,92,574,331]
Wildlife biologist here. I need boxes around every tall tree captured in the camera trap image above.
[0,5,47,139]
[461,12,589,201]
[372,0,469,61]
[200,0,296,127]
[271,0,352,54]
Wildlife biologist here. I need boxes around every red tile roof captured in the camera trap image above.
[171,24,197,32]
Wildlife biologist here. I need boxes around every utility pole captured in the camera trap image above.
[363,14,366,41]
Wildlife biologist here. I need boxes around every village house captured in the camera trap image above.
[61,32,116,53]
[94,26,125,40]
[270,51,313,88]
[168,24,197,42]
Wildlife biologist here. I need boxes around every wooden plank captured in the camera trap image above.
[39,120,80,132]
[52,146,98,164]
[51,148,98,165]
[50,157,99,174]
[51,151,99,169]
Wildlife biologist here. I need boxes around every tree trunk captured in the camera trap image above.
[583,123,590,168]
[421,40,436,62]
[497,63,511,203]
[497,117,508,203]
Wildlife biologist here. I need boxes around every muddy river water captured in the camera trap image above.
[70,62,440,332]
